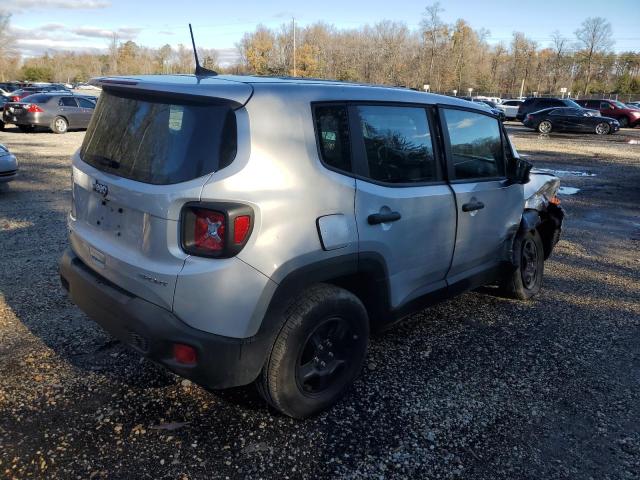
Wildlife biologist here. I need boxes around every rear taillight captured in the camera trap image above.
[10,96,20,102]
[26,104,43,113]
[181,203,253,258]
[193,209,226,252]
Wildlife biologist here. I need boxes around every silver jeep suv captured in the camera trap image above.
[60,75,564,418]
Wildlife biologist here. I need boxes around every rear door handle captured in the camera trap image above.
[462,201,485,212]
[368,211,401,225]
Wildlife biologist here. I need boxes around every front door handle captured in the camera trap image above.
[368,211,401,225]
[462,201,485,212]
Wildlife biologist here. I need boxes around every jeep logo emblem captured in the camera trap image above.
[93,180,108,198]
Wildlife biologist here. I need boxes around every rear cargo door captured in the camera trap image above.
[69,80,252,310]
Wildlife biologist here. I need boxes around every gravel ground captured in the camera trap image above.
[0,123,639,480]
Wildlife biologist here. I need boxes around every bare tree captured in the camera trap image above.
[420,2,444,85]
[0,13,18,81]
[575,17,614,95]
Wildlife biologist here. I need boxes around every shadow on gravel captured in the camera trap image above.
[1,130,639,479]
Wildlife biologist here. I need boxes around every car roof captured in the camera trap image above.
[91,74,486,111]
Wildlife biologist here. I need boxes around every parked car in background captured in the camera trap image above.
[7,84,72,102]
[0,143,18,185]
[516,97,590,121]
[0,96,8,130]
[626,102,640,109]
[3,93,96,133]
[460,97,506,120]
[574,99,640,128]
[500,99,524,120]
[522,107,619,135]
[60,74,564,419]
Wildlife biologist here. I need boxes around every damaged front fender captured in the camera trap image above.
[516,171,565,260]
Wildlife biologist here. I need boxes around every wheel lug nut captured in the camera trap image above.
[313,356,320,363]
[320,361,326,367]
[328,352,334,358]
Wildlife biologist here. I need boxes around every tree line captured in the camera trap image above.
[1,5,639,97]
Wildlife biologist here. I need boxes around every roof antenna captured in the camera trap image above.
[189,23,218,76]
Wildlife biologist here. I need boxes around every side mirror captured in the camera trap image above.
[508,157,532,184]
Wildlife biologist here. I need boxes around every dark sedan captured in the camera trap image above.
[3,93,97,133]
[523,107,619,135]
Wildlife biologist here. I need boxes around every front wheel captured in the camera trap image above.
[537,120,552,134]
[257,284,369,419]
[500,229,545,300]
[51,116,68,134]
[595,122,610,135]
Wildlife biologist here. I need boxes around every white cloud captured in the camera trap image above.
[3,0,110,11]
[70,26,141,39]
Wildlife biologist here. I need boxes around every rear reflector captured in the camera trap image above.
[172,343,197,365]
[233,215,251,244]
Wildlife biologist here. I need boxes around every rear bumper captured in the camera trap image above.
[59,248,268,389]
[2,111,50,126]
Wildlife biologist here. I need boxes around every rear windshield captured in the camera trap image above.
[80,90,237,185]
[21,94,54,103]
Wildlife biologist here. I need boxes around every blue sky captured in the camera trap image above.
[5,0,640,63]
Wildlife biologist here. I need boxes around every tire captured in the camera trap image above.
[618,117,629,128]
[257,283,369,419]
[500,229,545,300]
[537,120,552,134]
[0,120,4,131]
[595,122,610,135]
[51,116,68,134]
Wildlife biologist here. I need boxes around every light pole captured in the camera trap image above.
[468,87,473,98]
[452,89,457,96]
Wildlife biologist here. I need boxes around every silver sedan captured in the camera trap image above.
[0,144,18,184]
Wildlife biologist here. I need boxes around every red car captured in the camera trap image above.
[575,99,640,128]
[7,85,71,102]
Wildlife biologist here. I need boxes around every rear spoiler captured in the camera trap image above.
[89,76,253,109]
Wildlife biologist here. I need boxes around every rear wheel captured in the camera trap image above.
[618,117,629,128]
[51,116,68,134]
[257,284,369,419]
[500,229,544,300]
[595,122,610,135]
[537,120,552,134]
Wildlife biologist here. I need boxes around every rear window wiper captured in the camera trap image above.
[92,155,120,169]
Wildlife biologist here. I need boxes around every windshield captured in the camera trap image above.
[611,100,627,109]
[80,90,237,185]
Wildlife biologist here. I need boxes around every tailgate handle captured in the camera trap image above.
[368,211,401,225]
[462,201,485,212]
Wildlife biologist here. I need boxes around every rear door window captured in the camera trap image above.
[59,97,78,107]
[442,108,505,180]
[77,97,95,108]
[80,89,237,185]
[354,105,438,184]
